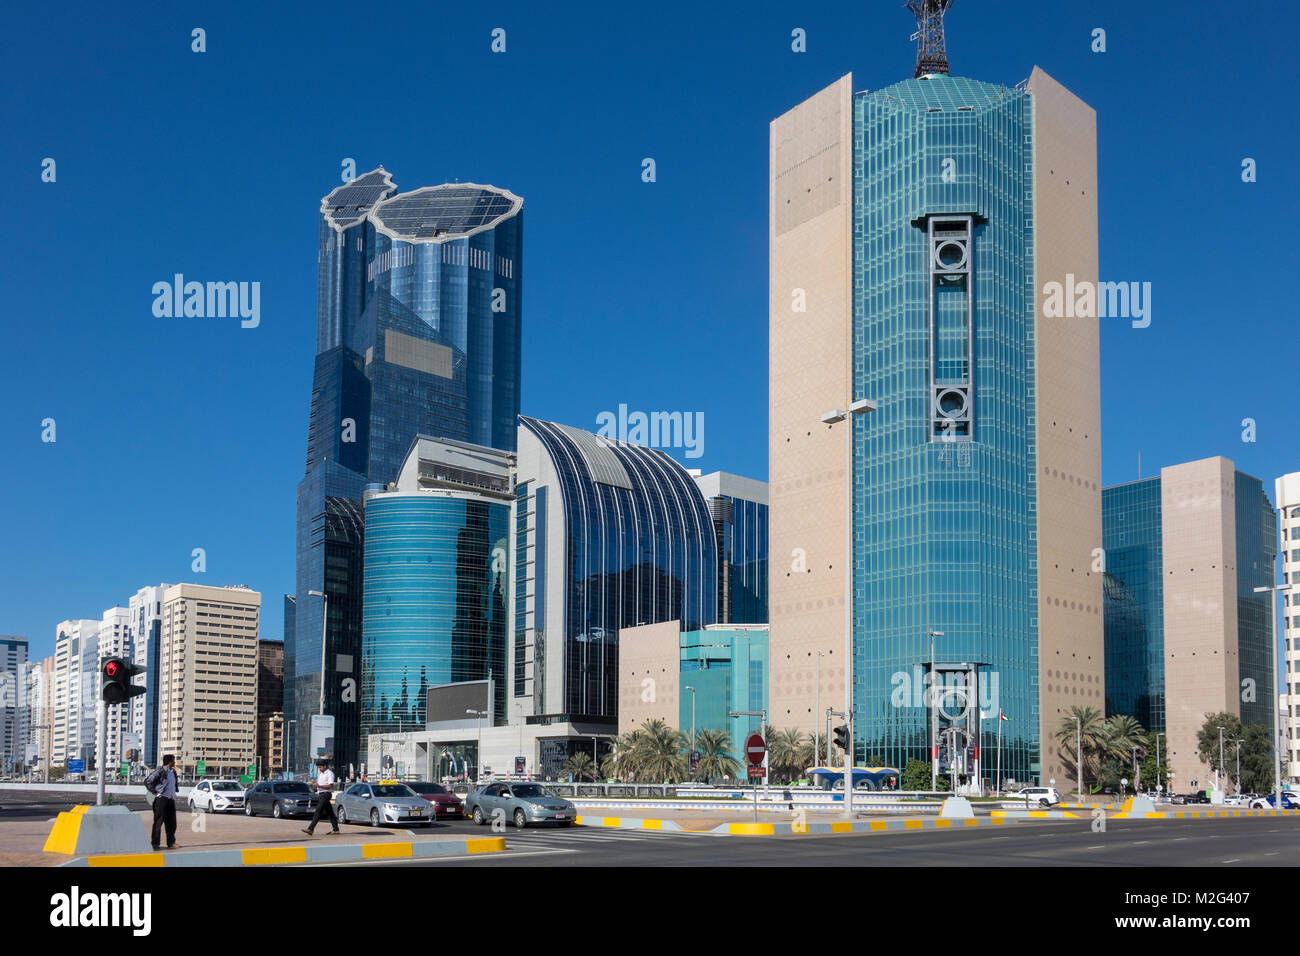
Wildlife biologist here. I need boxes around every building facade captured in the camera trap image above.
[1102,458,1277,788]
[158,584,261,778]
[1275,472,1300,782]
[128,585,168,766]
[693,472,769,625]
[0,636,28,774]
[362,437,514,745]
[256,639,284,775]
[52,620,98,768]
[514,417,718,760]
[94,606,131,772]
[290,169,524,772]
[769,52,1102,786]
[25,656,53,776]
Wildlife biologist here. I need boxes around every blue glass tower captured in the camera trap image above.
[289,170,524,772]
[771,42,1103,789]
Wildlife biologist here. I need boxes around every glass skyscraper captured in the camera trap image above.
[361,437,513,740]
[289,169,523,771]
[694,472,769,625]
[514,417,718,735]
[770,43,1103,787]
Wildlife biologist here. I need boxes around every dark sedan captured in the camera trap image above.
[406,782,465,819]
[244,781,319,819]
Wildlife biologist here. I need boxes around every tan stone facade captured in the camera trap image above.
[1028,67,1106,788]
[767,74,855,734]
[617,621,681,736]
[158,584,260,777]
[1161,458,1239,789]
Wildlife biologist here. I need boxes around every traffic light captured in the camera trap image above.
[1134,747,1145,760]
[101,657,146,704]
[832,724,849,754]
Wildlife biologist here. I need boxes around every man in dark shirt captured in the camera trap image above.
[144,754,180,850]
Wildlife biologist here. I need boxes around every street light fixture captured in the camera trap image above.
[820,397,877,821]
[1231,737,1245,795]
[1254,581,1292,812]
[1069,715,1083,799]
[684,685,696,776]
[928,630,944,792]
[308,589,329,759]
[466,709,486,785]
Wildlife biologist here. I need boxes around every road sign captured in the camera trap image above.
[238,774,253,785]
[689,751,700,774]
[119,762,129,778]
[247,763,256,776]
[744,733,766,768]
[68,759,84,774]
[195,760,206,775]
[747,763,765,779]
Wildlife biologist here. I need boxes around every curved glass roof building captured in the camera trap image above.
[290,169,523,772]
[514,417,718,725]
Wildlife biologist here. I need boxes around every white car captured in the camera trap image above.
[1017,786,1061,807]
[188,779,247,813]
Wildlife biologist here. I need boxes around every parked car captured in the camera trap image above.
[1016,786,1061,808]
[335,782,432,827]
[466,782,577,828]
[244,781,319,819]
[406,781,465,819]
[1249,792,1299,810]
[188,779,246,813]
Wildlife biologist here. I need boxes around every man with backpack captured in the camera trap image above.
[144,754,180,850]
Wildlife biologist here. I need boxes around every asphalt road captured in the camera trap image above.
[0,789,152,819]
[323,815,1300,867]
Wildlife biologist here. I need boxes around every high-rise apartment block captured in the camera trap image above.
[158,584,261,777]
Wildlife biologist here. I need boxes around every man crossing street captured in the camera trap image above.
[302,759,340,835]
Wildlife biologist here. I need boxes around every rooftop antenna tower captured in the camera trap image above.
[907,0,955,78]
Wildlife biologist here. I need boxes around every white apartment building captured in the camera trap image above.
[94,606,131,773]
[1277,472,1300,783]
[53,620,99,768]
[25,657,53,774]
[159,584,260,777]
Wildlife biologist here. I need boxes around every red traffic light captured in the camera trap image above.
[104,661,118,677]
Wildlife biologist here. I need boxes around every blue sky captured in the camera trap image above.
[2,0,1296,660]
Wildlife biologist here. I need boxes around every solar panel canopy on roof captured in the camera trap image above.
[322,169,398,228]
[372,186,519,240]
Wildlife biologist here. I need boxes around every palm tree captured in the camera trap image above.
[602,731,643,781]
[564,751,597,782]
[767,728,807,782]
[635,719,687,783]
[693,728,743,783]
[1054,705,1106,792]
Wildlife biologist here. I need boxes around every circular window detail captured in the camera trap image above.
[933,239,968,271]
[934,387,969,420]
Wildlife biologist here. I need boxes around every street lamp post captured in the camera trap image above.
[928,630,944,791]
[815,651,823,767]
[466,709,486,785]
[1070,715,1083,799]
[1231,738,1244,795]
[684,686,696,777]
[1217,725,1226,798]
[308,590,329,722]
[1155,732,1165,795]
[1254,580,1291,812]
[821,399,876,819]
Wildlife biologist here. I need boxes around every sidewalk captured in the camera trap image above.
[3,807,484,866]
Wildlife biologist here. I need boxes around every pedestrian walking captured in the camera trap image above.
[145,754,180,850]
[302,759,339,836]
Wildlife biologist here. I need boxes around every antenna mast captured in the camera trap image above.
[906,0,955,78]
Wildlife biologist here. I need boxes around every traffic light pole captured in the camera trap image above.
[95,698,107,807]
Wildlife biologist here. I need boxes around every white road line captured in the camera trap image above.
[1087,845,1105,849]
[1131,841,1149,845]
[302,848,575,866]
[1221,858,1241,864]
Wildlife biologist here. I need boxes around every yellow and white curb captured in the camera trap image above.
[710,816,1021,836]
[59,836,506,867]
[573,815,683,831]
[1110,808,1300,820]
[991,809,1083,819]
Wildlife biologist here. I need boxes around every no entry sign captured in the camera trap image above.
[745,733,767,768]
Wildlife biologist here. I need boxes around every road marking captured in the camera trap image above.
[1221,858,1241,864]
[1131,841,1149,845]
[1087,845,1105,849]
[302,847,574,866]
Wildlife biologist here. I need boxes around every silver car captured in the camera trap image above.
[335,782,433,827]
[466,782,577,828]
